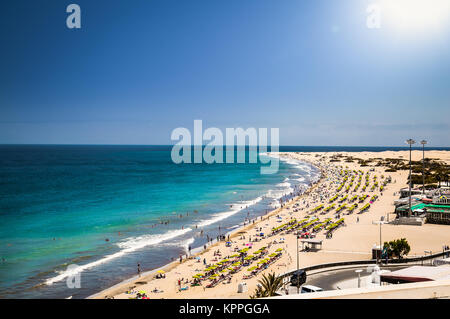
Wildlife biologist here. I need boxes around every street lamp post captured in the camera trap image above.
[375,219,383,266]
[296,234,300,294]
[379,221,382,264]
[406,139,416,218]
[421,140,427,195]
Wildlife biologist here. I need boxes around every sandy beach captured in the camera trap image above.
[93,150,450,299]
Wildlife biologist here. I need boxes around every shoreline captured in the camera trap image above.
[89,155,325,298]
[92,150,450,299]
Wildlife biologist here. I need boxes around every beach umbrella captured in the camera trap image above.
[157,270,165,274]
[139,291,146,294]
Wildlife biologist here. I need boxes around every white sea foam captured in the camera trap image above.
[45,227,192,285]
[195,197,263,228]
[182,237,195,253]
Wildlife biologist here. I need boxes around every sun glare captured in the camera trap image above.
[380,0,450,33]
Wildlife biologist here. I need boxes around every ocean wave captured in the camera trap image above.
[44,227,192,285]
[160,236,195,253]
[182,237,195,253]
[276,181,291,187]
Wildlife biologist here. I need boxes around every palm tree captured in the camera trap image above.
[250,272,284,298]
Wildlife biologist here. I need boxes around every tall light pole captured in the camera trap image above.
[296,234,300,294]
[375,219,383,265]
[421,140,427,195]
[406,139,416,218]
[379,221,382,263]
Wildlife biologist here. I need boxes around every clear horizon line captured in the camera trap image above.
[0,143,448,148]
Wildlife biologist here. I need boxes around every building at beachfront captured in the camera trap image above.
[394,193,450,224]
[393,187,450,225]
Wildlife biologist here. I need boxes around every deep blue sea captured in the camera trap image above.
[0,145,448,298]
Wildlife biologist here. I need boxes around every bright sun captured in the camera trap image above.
[380,0,450,32]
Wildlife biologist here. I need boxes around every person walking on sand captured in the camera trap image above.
[137,263,141,277]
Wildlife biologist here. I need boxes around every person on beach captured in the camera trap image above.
[137,263,141,277]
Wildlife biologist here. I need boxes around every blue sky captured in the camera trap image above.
[1,0,449,146]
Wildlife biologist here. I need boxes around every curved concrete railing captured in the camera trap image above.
[280,250,450,279]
